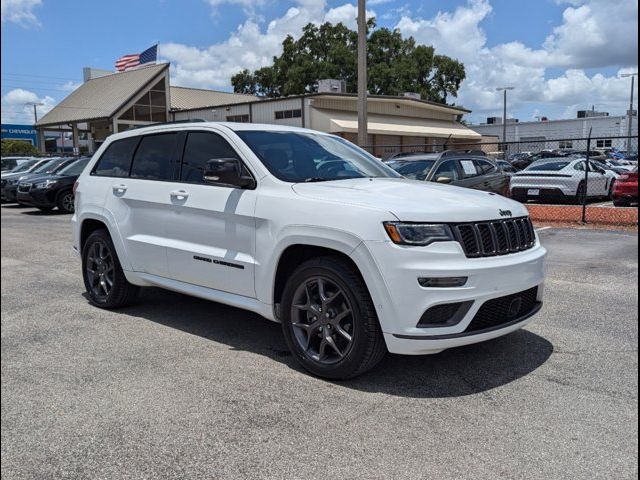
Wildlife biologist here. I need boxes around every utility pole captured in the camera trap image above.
[357,0,368,148]
[496,87,514,159]
[621,73,638,151]
[24,101,44,150]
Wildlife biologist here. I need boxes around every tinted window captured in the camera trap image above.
[527,161,571,171]
[236,131,400,182]
[59,158,90,176]
[130,134,178,180]
[94,137,139,177]
[458,159,479,178]
[394,160,436,180]
[433,160,460,181]
[181,132,240,184]
[474,159,497,174]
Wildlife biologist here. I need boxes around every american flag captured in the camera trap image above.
[115,45,158,72]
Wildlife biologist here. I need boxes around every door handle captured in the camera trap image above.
[170,189,189,201]
[112,184,127,195]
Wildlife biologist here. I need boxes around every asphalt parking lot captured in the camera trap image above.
[1,205,638,479]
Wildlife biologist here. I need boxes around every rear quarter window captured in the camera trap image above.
[130,133,179,181]
[93,137,140,177]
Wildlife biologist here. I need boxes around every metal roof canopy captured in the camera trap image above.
[35,64,170,127]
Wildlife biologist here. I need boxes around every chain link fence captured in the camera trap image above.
[362,135,638,227]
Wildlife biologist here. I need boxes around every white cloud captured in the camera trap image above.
[1,0,42,26]
[393,0,638,121]
[161,0,375,89]
[1,88,55,124]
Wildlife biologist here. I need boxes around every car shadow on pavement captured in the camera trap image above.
[114,287,554,399]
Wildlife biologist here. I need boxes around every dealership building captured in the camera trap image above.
[470,113,638,152]
[35,62,480,157]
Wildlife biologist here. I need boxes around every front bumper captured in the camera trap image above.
[16,189,56,208]
[1,185,18,202]
[355,238,546,355]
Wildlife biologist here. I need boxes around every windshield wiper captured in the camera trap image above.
[303,177,328,182]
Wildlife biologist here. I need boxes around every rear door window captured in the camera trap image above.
[458,159,479,178]
[93,137,140,177]
[474,159,497,174]
[130,133,179,180]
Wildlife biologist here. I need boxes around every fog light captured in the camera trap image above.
[418,277,468,288]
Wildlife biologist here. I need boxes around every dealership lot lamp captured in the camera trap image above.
[620,73,638,151]
[496,87,514,159]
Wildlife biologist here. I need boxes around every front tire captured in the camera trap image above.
[280,256,386,379]
[57,189,75,213]
[82,229,139,309]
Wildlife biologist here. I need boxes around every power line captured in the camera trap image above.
[2,72,82,82]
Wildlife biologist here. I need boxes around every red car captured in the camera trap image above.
[612,169,638,207]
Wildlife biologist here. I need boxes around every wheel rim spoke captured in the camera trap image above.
[290,276,355,365]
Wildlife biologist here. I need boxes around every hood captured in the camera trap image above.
[292,178,528,222]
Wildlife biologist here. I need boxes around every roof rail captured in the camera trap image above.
[133,119,206,129]
[441,149,487,157]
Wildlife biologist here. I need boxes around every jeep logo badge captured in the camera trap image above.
[499,209,513,217]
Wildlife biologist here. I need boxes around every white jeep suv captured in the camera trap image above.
[72,122,546,379]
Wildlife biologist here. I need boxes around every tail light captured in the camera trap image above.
[73,181,79,195]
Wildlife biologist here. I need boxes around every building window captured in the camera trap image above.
[118,79,167,123]
[558,140,573,149]
[226,114,249,123]
[274,109,302,120]
[596,139,612,148]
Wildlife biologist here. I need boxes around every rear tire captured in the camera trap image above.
[613,199,630,207]
[37,206,54,212]
[82,229,139,309]
[280,256,386,380]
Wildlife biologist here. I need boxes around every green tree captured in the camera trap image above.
[231,19,465,104]
[1,140,39,156]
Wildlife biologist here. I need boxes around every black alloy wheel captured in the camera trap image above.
[280,256,386,379]
[82,229,139,308]
[57,190,75,213]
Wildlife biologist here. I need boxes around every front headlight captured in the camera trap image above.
[34,179,58,189]
[383,222,454,246]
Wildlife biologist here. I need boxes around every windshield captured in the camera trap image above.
[10,159,39,173]
[235,131,401,182]
[526,161,571,171]
[391,160,436,180]
[32,158,66,174]
[58,158,89,176]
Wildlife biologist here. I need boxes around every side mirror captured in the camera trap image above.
[436,175,454,184]
[203,158,255,188]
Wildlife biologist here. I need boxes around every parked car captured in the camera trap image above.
[497,160,517,175]
[1,158,53,203]
[16,157,90,213]
[1,156,34,172]
[3,157,76,204]
[510,150,569,171]
[612,169,638,207]
[510,158,617,204]
[73,122,546,379]
[386,151,510,196]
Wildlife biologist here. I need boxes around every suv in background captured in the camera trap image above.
[386,151,511,196]
[73,122,546,379]
[16,157,90,213]
[1,157,33,172]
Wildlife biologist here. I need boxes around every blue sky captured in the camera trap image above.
[1,0,638,125]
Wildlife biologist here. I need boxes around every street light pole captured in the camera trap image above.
[357,0,368,148]
[621,73,638,151]
[496,87,514,159]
